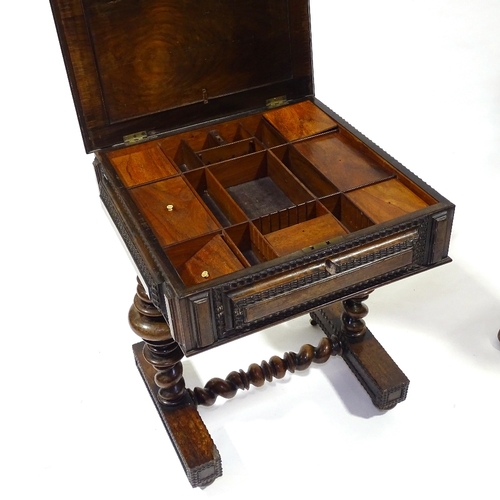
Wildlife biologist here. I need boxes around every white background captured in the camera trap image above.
[1,1,499,498]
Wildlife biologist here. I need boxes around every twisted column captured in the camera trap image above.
[190,336,341,407]
[341,293,370,342]
[129,279,187,405]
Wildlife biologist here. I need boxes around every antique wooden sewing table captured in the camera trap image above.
[50,0,454,487]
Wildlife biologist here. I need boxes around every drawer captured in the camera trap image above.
[224,229,419,329]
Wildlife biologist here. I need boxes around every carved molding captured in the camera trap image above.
[98,171,163,311]
[213,219,428,337]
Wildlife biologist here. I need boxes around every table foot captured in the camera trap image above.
[129,278,222,488]
[129,279,408,487]
[133,342,222,487]
[310,298,409,410]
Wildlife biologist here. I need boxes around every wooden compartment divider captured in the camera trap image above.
[225,223,279,266]
[196,137,265,165]
[106,102,442,288]
[184,169,248,227]
[270,144,339,198]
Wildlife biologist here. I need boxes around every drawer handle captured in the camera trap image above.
[325,259,336,275]
[324,229,419,276]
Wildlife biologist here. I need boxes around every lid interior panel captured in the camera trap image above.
[50,0,314,152]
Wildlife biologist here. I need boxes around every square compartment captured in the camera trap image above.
[209,151,314,220]
[165,232,247,286]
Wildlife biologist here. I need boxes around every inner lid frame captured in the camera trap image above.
[50,0,314,152]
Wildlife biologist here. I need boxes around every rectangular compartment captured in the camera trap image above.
[263,100,339,141]
[253,201,347,256]
[201,125,254,148]
[345,178,432,224]
[209,151,314,219]
[172,141,205,172]
[129,176,221,247]
[108,142,179,187]
[183,169,247,227]
[293,130,395,191]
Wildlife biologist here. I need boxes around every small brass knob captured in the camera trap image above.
[201,271,210,279]
[166,204,174,211]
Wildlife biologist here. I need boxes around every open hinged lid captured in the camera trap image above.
[50,0,314,153]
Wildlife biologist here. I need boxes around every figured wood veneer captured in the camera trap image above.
[346,179,429,223]
[84,0,295,124]
[129,176,220,246]
[293,131,393,191]
[263,100,338,141]
[109,143,178,187]
[265,213,347,256]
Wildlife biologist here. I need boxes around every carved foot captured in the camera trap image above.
[311,296,409,410]
[129,280,222,487]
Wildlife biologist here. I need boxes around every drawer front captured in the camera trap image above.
[223,229,419,330]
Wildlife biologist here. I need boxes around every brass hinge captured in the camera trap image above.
[123,131,148,145]
[266,95,288,109]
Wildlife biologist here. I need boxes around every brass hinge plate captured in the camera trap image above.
[123,131,148,145]
[266,95,288,109]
